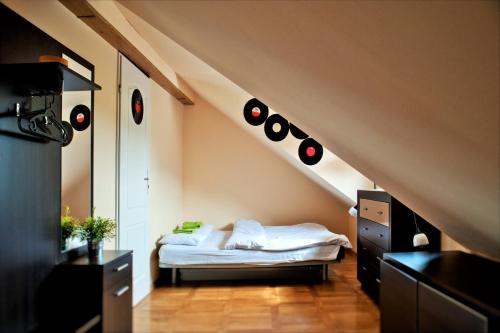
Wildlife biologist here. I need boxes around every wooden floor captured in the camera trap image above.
[133,252,379,333]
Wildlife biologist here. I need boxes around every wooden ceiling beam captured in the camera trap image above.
[59,0,194,105]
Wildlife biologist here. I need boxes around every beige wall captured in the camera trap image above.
[183,93,351,238]
[441,234,469,252]
[148,81,183,281]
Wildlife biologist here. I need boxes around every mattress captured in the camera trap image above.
[159,231,341,267]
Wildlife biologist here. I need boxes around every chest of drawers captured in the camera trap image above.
[42,250,133,333]
[357,191,440,303]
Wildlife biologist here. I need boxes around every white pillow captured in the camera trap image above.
[159,224,214,246]
[224,219,267,250]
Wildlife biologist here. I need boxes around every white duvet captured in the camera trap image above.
[262,223,351,251]
[225,220,351,251]
[224,219,267,250]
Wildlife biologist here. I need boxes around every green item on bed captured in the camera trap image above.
[172,227,195,234]
[182,221,203,229]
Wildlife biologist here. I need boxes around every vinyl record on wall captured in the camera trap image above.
[131,88,144,125]
[264,114,290,141]
[243,98,269,126]
[289,123,308,140]
[62,121,74,147]
[70,104,91,131]
[298,138,323,165]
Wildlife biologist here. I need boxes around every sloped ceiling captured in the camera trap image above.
[118,1,500,258]
[114,2,373,206]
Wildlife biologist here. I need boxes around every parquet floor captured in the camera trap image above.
[133,252,379,333]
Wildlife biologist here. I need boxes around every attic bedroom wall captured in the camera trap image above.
[183,93,351,238]
[1,1,184,265]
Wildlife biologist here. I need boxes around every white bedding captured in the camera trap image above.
[262,223,351,251]
[159,230,342,267]
[224,219,267,250]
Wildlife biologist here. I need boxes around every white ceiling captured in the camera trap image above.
[117,0,500,258]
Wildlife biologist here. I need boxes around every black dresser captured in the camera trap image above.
[357,190,440,303]
[381,251,499,333]
[43,250,133,333]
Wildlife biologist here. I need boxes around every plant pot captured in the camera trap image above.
[87,239,103,258]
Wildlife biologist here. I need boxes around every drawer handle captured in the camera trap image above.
[378,234,384,238]
[361,266,367,271]
[114,285,130,297]
[375,278,381,284]
[377,211,383,215]
[363,227,369,231]
[113,263,129,272]
[362,247,367,251]
[363,207,368,211]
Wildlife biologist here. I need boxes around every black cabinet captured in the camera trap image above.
[380,260,417,333]
[43,250,133,333]
[419,282,488,333]
[381,252,499,333]
[357,190,440,303]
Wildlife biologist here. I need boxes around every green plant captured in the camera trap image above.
[61,206,78,241]
[78,208,116,243]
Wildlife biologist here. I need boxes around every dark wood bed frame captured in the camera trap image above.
[160,246,345,285]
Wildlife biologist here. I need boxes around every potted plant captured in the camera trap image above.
[78,209,116,258]
[61,206,78,251]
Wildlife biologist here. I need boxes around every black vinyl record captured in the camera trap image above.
[70,104,91,131]
[62,120,73,147]
[131,89,144,125]
[243,98,269,126]
[289,123,308,139]
[298,138,323,165]
[264,114,290,142]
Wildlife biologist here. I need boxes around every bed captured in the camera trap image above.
[159,229,346,284]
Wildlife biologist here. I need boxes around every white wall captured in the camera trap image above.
[183,93,351,238]
[148,81,183,281]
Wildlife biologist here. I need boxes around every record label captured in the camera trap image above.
[298,138,323,165]
[70,104,91,131]
[131,89,144,125]
[264,114,289,142]
[244,98,269,126]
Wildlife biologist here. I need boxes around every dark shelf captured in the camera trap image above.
[0,62,101,96]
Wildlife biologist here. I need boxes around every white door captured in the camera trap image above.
[118,55,151,305]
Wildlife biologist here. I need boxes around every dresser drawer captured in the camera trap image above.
[359,236,385,273]
[359,198,389,226]
[104,254,132,289]
[103,280,132,333]
[359,219,389,250]
[359,263,380,303]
